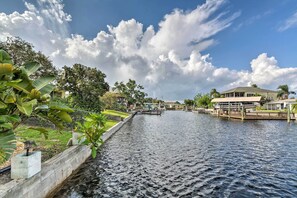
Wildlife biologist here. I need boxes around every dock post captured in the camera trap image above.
[228,102,230,119]
[287,108,291,123]
[241,106,244,121]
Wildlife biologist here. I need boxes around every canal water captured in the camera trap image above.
[53,111,297,197]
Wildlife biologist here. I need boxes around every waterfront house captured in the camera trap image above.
[264,99,297,110]
[164,101,184,110]
[220,87,278,101]
[212,96,262,111]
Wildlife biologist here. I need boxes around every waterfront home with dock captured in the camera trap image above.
[220,87,278,101]
[211,87,295,121]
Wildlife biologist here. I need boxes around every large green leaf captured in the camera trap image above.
[49,102,74,113]
[0,50,12,64]
[0,123,13,129]
[57,111,72,123]
[0,115,21,123]
[17,99,37,116]
[39,84,55,95]
[33,76,55,91]
[7,81,31,94]
[0,130,16,165]
[23,62,41,76]
[4,91,16,103]
[0,101,7,109]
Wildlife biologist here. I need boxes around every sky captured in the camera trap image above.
[1,0,297,100]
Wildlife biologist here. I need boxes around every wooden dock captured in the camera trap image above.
[140,110,162,115]
[215,111,295,121]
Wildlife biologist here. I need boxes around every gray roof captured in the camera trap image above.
[221,87,278,94]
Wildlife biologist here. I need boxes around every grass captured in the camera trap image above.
[102,109,129,118]
[103,120,118,131]
[15,119,119,161]
[16,126,72,161]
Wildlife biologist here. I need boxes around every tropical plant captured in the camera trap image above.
[210,88,220,98]
[277,84,296,99]
[0,49,73,165]
[58,64,109,112]
[113,79,147,109]
[75,113,107,158]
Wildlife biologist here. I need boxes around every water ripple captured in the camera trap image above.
[52,111,297,197]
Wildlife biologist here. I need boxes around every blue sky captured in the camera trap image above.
[1,0,297,99]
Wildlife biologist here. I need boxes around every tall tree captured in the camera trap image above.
[251,84,258,88]
[58,64,109,112]
[100,92,126,111]
[113,79,147,108]
[184,99,194,106]
[277,84,296,99]
[194,93,212,108]
[0,37,57,78]
[210,88,220,98]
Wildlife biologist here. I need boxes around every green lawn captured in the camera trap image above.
[102,109,130,118]
[16,126,72,161]
[103,120,118,131]
[15,119,119,161]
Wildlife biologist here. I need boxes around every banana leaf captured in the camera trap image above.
[39,84,55,95]
[7,81,31,94]
[49,102,74,113]
[23,62,41,76]
[33,76,55,91]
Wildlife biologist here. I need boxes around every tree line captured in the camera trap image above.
[0,37,147,113]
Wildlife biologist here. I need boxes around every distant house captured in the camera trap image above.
[164,101,184,110]
[264,99,297,110]
[221,87,278,101]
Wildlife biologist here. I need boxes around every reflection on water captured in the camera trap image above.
[53,111,297,197]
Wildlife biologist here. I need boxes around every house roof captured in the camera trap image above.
[265,99,297,104]
[221,87,278,94]
[211,96,262,103]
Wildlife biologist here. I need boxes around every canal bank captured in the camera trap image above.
[52,111,297,197]
[0,113,135,198]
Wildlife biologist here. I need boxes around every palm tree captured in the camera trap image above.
[277,84,296,99]
[210,88,220,98]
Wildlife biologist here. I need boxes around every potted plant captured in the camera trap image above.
[11,141,41,179]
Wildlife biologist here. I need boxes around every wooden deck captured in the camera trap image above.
[216,111,295,121]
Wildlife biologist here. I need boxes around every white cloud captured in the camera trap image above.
[1,0,297,100]
[279,11,297,31]
[248,53,297,91]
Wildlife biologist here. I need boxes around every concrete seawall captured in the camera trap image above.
[0,113,135,198]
